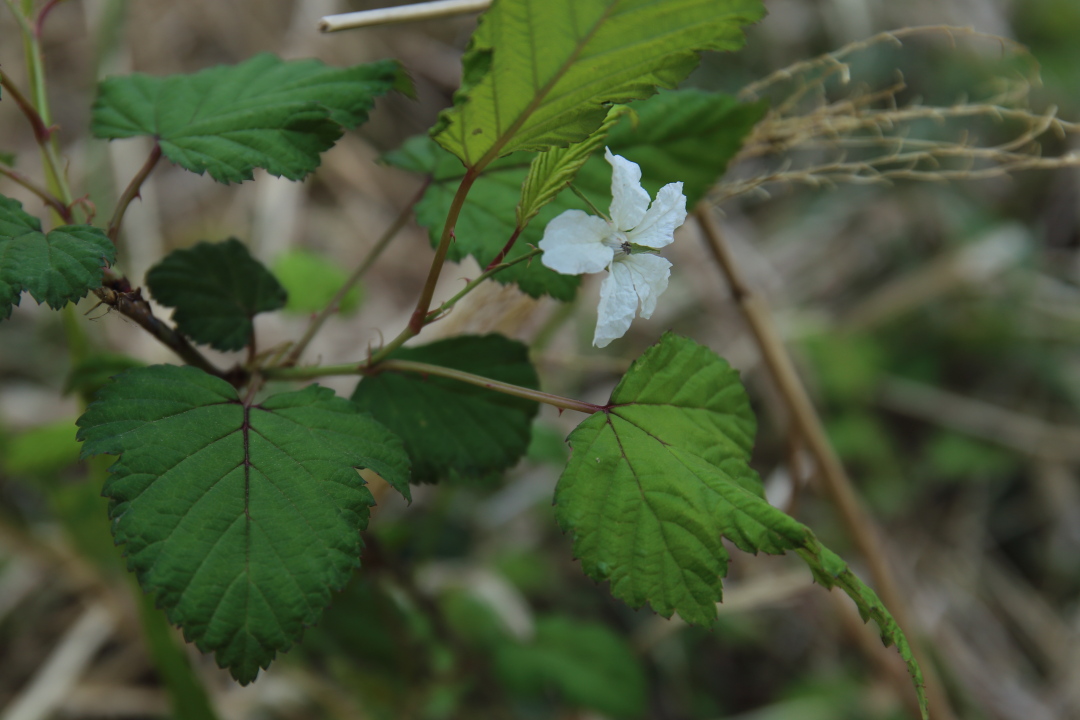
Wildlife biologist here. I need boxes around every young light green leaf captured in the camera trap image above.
[76,365,411,684]
[384,136,584,299]
[588,89,768,205]
[272,248,362,315]
[432,0,766,169]
[92,54,408,183]
[0,195,116,320]
[554,333,926,718]
[517,106,630,226]
[495,616,647,718]
[146,238,287,351]
[351,334,539,483]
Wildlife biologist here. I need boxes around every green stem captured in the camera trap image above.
[263,358,605,415]
[429,247,541,322]
[283,179,429,366]
[107,142,162,244]
[407,168,479,334]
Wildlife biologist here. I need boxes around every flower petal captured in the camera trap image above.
[606,148,649,232]
[626,182,687,249]
[539,210,613,275]
[594,261,638,348]
[619,253,671,319]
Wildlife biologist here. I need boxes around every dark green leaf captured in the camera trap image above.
[351,334,539,483]
[92,54,407,183]
[432,0,765,168]
[0,194,116,319]
[146,238,287,351]
[77,365,410,683]
[272,248,361,315]
[587,89,768,205]
[554,333,926,717]
[495,616,646,718]
[384,136,583,300]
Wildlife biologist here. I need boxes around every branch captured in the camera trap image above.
[694,204,954,720]
[95,275,237,385]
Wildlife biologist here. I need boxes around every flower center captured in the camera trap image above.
[602,229,632,255]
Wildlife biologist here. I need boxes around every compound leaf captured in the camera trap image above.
[92,54,408,183]
[554,333,926,717]
[0,194,115,320]
[385,136,583,299]
[432,0,765,169]
[76,365,410,684]
[351,334,539,483]
[146,238,287,351]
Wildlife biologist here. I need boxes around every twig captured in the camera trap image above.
[695,204,953,720]
[94,276,234,384]
[283,180,428,366]
[319,0,490,32]
[0,69,52,145]
[107,143,162,245]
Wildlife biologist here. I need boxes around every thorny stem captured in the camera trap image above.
[283,179,430,366]
[694,204,952,720]
[407,168,480,334]
[0,160,72,222]
[263,358,605,416]
[94,275,234,384]
[107,143,162,245]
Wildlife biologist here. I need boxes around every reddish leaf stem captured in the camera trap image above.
[34,0,68,38]
[0,161,72,223]
[107,142,162,245]
[484,225,523,271]
[0,69,52,145]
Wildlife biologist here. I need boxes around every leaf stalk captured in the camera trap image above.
[107,142,162,245]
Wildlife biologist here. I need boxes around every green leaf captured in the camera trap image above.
[384,136,583,299]
[92,54,407,183]
[554,333,926,717]
[351,334,539,483]
[272,248,361,315]
[0,151,15,167]
[0,195,116,320]
[495,616,646,718]
[585,89,768,205]
[146,238,287,351]
[517,105,630,226]
[432,0,766,169]
[76,365,410,684]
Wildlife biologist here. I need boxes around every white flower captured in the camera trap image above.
[539,148,687,347]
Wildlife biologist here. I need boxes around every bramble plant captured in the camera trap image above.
[8,1,1080,717]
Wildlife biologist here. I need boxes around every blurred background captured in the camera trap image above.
[2,0,1080,718]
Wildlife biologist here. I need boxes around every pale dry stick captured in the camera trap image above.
[738,25,1037,103]
[695,205,953,720]
[319,0,490,32]
[1,603,115,720]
